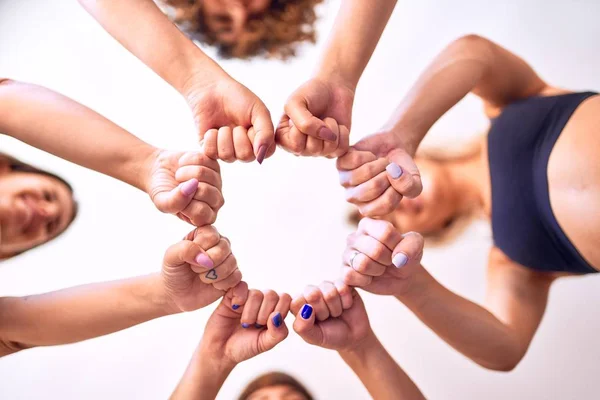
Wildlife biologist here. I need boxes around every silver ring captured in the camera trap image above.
[350,251,359,269]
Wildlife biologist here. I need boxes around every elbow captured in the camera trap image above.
[0,337,33,358]
[446,34,495,62]
[0,78,14,87]
[474,349,525,372]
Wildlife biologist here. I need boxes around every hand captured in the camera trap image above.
[199,284,291,366]
[184,74,276,164]
[276,78,354,158]
[161,226,242,312]
[148,150,224,226]
[342,218,424,296]
[291,281,373,352]
[337,130,422,217]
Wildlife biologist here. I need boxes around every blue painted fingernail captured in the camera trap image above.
[273,312,283,328]
[393,253,408,268]
[232,304,240,310]
[241,323,250,328]
[386,163,403,179]
[254,324,265,329]
[300,304,313,320]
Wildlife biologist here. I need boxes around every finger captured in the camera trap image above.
[357,218,403,251]
[163,239,212,269]
[191,236,229,272]
[198,255,237,287]
[341,265,373,287]
[303,285,329,321]
[212,268,242,291]
[350,231,393,265]
[277,124,307,155]
[200,129,219,159]
[284,99,337,142]
[241,289,264,328]
[345,171,390,204]
[180,201,217,226]
[153,178,198,214]
[292,303,321,346]
[391,231,424,269]
[216,126,235,162]
[357,185,402,218]
[321,118,341,157]
[386,148,423,199]
[230,281,249,311]
[256,290,279,327]
[338,158,388,188]
[260,310,289,351]
[328,125,351,159]
[336,148,378,171]
[343,248,386,277]
[178,152,220,173]
[275,293,292,319]
[302,136,324,157]
[319,281,342,318]
[250,108,275,164]
[233,126,255,162]
[334,279,354,310]
[175,166,222,190]
[191,226,221,249]
[290,293,307,316]
[186,183,223,210]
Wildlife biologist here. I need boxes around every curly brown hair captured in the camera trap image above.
[158,0,323,59]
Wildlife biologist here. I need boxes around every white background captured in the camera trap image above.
[1,0,600,398]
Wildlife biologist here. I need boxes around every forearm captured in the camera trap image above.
[396,268,524,371]
[0,273,177,357]
[316,0,397,89]
[0,79,156,191]
[171,345,234,400]
[79,0,225,94]
[339,333,424,400]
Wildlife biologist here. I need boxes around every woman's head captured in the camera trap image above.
[239,372,313,400]
[0,153,77,259]
[160,0,322,59]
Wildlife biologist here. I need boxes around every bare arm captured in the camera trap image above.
[339,334,425,400]
[384,34,548,155]
[0,273,177,358]
[397,248,554,371]
[317,0,398,89]
[0,79,157,191]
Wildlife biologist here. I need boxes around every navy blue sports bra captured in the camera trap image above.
[488,91,598,274]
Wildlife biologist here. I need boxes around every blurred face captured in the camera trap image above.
[383,158,459,235]
[0,170,75,257]
[246,385,309,400]
[202,0,271,43]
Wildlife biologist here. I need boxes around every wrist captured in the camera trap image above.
[137,145,161,194]
[394,266,434,310]
[314,67,358,93]
[147,273,181,316]
[196,341,237,374]
[338,331,381,364]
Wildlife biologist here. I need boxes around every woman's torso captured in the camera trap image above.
[484,89,600,274]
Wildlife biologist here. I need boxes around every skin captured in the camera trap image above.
[171,281,424,399]
[339,34,600,371]
[0,79,224,234]
[201,0,272,45]
[0,226,243,357]
[0,168,75,257]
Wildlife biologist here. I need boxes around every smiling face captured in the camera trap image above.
[0,166,76,258]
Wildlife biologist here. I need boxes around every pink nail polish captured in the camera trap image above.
[195,253,214,268]
[318,126,337,142]
[256,145,267,164]
[180,179,198,196]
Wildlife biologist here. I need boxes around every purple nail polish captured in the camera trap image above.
[273,313,283,328]
[300,304,313,320]
[254,323,264,329]
[180,179,198,196]
[318,126,337,142]
[241,323,250,329]
[195,254,214,268]
[256,145,267,164]
[386,163,403,179]
[393,253,408,268]
[232,304,240,310]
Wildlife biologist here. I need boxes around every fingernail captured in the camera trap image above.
[256,145,267,164]
[195,253,214,268]
[232,304,240,310]
[386,163,403,179]
[180,179,198,196]
[318,126,337,142]
[393,253,408,268]
[241,323,250,329]
[254,323,264,329]
[300,304,313,320]
[273,312,283,328]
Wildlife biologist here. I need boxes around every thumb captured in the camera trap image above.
[154,178,198,214]
[259,311,289,353]
[292,304,322,346]
[163,237,214,270]
[284,97,337,143]
[250,105,275,164]
[385,149,423,199]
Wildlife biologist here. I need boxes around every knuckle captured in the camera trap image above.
[263,290,279,302]
[249,290,264,302]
